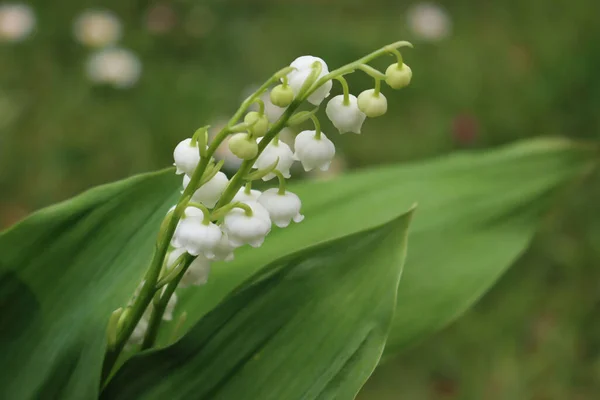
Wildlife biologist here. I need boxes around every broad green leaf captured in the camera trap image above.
[0,138,592,399]
[0,171,179,400]
[174,138,595,360]
[102,210,414,400]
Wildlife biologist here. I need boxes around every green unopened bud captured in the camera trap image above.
[270,84,294,107]
[385,63,412,89]
[228,133,258,160]
[244,111,269,137]
[357,89,387,118]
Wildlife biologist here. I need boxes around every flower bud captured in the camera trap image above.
[173,138,201,175]
[253,139,295,181]
[258,189,304,228]
[244,111,269,137]
[293,130,335,172]
[270,84,294,107]
[385,63,412,89]
[357,89,388,118]
[325,95,366,134]
[228,133,258,160]
[223,202,272,248]
[183,171,229,208]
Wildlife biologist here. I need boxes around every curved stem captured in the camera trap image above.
[335,76,350,105]
[274,170,287,195]
[374,78,382,96]
[310,115,322,140]
[388,48,404,65]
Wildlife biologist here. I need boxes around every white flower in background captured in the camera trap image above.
[0,3,35,42]
[233,187,261,203]
[286,56,332,105]
[182,171,229,208]
[253,139,294,180]
[357,89,388,118]
[293,130,335,172]
[179,255,211,287]
[407,2,452,42]
[173,138,201,175]
[165,248,212,287]
[258,189,304,228]
[173,209,222,258]
[127,317,148,346]
[86,47,142,88]
[73,9,121,48]
[223,202,271,248]
[325,95,366,134]
[162,291,178,321]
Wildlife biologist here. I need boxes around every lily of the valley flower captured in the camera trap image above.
[253,139,294,180]
[182,171,229,208]
[258,189,304,228]
[166,248,212,288]
[173,209,223,258]
[325,94,366,134]
[286,55,333,106]
[173,138,201,175]
[233,187,262,203]
[223,202,272,248]
[293,130,336,171]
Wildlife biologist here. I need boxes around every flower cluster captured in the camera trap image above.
[113,40,413,354]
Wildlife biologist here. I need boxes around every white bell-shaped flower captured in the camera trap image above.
[162,290,178,321]
[258,189,304,228]
[171,207,208,248]
[293,130,336,172]
[127,317,148,346]
[166,248,212,288]
[325,94,366,134]
[179,255,211,287]
[174,211,223,258]
[253,139,294,181]
[223,202,272,248]
[233,187,261,203]
[173,138,201,175]
[210,231,236,261]
[286,55,333,106]
[182,171,229,208]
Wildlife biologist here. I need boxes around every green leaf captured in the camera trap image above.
[0,138,593,399]
[102,209,414,400]
[0,170,179,400]
[172,138,595,359]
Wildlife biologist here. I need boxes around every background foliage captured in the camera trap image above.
[1,0,599,399]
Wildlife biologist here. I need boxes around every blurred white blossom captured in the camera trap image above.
[407,2,451,42]
[0,3,35,43]
[73,9,122,48]
[86,47,142,88]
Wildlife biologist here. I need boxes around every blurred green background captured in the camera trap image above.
[1,0,599,398]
